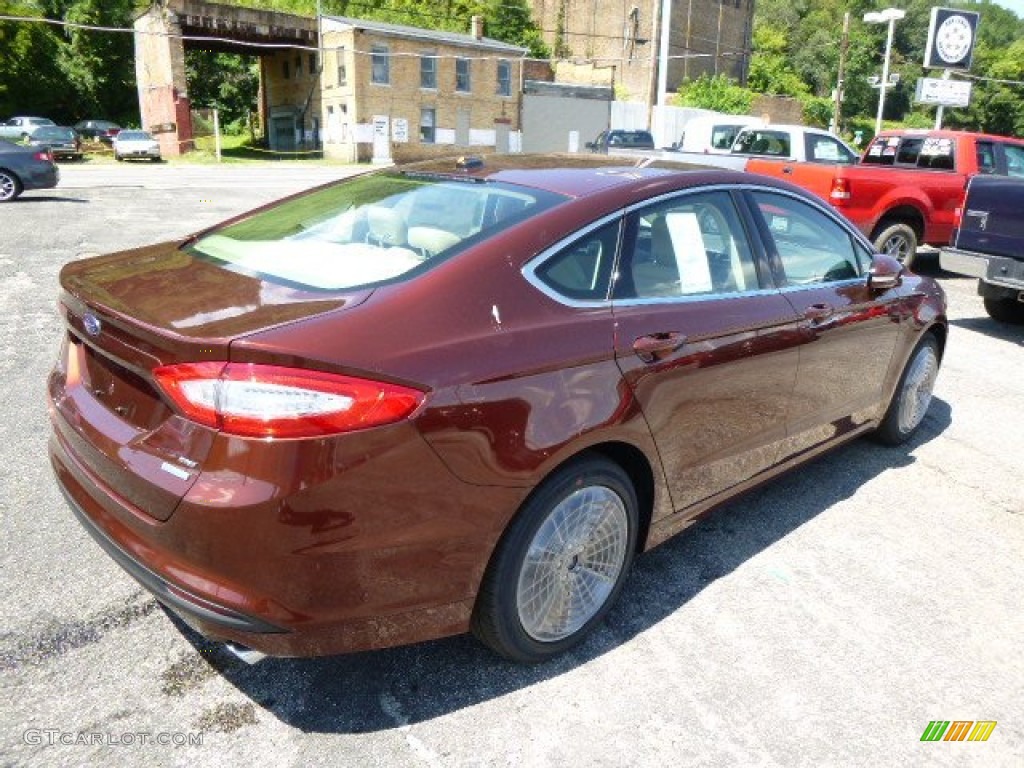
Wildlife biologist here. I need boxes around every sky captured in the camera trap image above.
[992,0,1024,18]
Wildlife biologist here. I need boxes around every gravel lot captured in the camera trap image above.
[0,162,1021,767]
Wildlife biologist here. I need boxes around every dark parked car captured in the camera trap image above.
[587,130,656,153]
[27,125,82,161]
[0,137,59,202]
[49,155,947,663]
[73,119,121,144]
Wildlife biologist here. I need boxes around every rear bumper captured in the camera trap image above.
[20,162,59,192]
[48,400,525,657]
[940,247,1024,290]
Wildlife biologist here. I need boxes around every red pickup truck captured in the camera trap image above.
[747,130,1024,266]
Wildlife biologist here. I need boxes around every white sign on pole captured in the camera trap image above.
[372,115,391,163]
[914,77,972,107]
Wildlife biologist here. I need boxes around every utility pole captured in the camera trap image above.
[830,12,850,135]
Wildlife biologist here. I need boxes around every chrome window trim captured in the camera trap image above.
[522,182,874,309]
[522,211,623,309]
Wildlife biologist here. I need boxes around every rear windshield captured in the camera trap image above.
[186,172,567,290]
[117,131,152,140]
[34,127,75,140]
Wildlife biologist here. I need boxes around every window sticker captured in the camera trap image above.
[665,211,713,294]
[920,137,953,157]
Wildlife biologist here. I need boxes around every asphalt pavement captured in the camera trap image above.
[0,162,1020,767]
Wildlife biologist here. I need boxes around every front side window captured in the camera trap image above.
[496,60,511,96]
[185,174,567,291]
[420,108,436,143]
[1002,144,1024,177]
[456,58,471,92]
[617,191,759,300]
[371,45,390,84]
[750,191,864,285]
[420,53,437,89]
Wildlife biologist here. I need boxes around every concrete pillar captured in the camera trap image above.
[134,6,194,156]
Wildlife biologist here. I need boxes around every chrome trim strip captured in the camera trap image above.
[521,181,874,309]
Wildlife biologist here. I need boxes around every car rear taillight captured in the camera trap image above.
[33,150,52,162]
[952,205,963,229]
[829,178,851,204]
[153,362,424,438]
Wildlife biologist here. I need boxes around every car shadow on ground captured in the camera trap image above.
[12,196,88,204]
[950,316,1024,344]
[167,397,952,734]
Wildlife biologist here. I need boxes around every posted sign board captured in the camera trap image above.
[923,8,980,70]
[914,77,972,108]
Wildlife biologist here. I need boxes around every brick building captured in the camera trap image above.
[280,16,528,162]
[529,0,754,103]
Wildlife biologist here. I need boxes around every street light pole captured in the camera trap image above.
[864,8,906,136]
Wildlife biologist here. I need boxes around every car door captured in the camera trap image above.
[611,189,803,512]
[743,189,910,456]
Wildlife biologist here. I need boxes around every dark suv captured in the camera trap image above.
[586,130,655,153]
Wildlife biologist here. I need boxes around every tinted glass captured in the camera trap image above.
[187,174,567,291]
[915,137,955,170]
[617,191,759,299]
[751,191,862,285]
[535,220,620,301]
[1002,144,1024,177]
[733,129,791,157]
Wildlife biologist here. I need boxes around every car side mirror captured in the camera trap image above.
[585,142,596,151]
[867,253,903,292]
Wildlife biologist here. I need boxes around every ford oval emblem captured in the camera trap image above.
[83,312,102,337]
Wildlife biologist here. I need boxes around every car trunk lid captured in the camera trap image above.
[51,241,369,521]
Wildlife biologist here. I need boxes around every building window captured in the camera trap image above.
[420,53,437,89]
[496,59,512,96]
[283,59,290,79]
[336,47,347,86]
[420,108,436,143]
[295,54,302,76]
[309,53,317,74]
[456,58,471,92]
[371,45,390,85]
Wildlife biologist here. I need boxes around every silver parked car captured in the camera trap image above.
[113,130,161,162]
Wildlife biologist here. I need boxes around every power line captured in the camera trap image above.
[0,11,751,60]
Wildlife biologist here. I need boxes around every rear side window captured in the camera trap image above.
[915,137,955,170]
[976,141,996,174]
[534,220,620,301]
[187,173,566,291]
[734,130,791,157]
[617,191,759,299]
[863,135,955,170]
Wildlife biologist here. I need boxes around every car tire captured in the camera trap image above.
[0,170,21,202]
[983,296,1024,325]
[472,455,638,663]
[874,334,940,445]
[115,154,123,162]
[872,221,918,268]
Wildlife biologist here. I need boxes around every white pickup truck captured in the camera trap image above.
[649,124,860,170]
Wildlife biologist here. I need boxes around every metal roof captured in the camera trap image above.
[322,16,528,55]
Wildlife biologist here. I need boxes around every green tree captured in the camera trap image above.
[674,74,754,113]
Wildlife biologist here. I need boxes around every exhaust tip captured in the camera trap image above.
[225,642,268,665]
